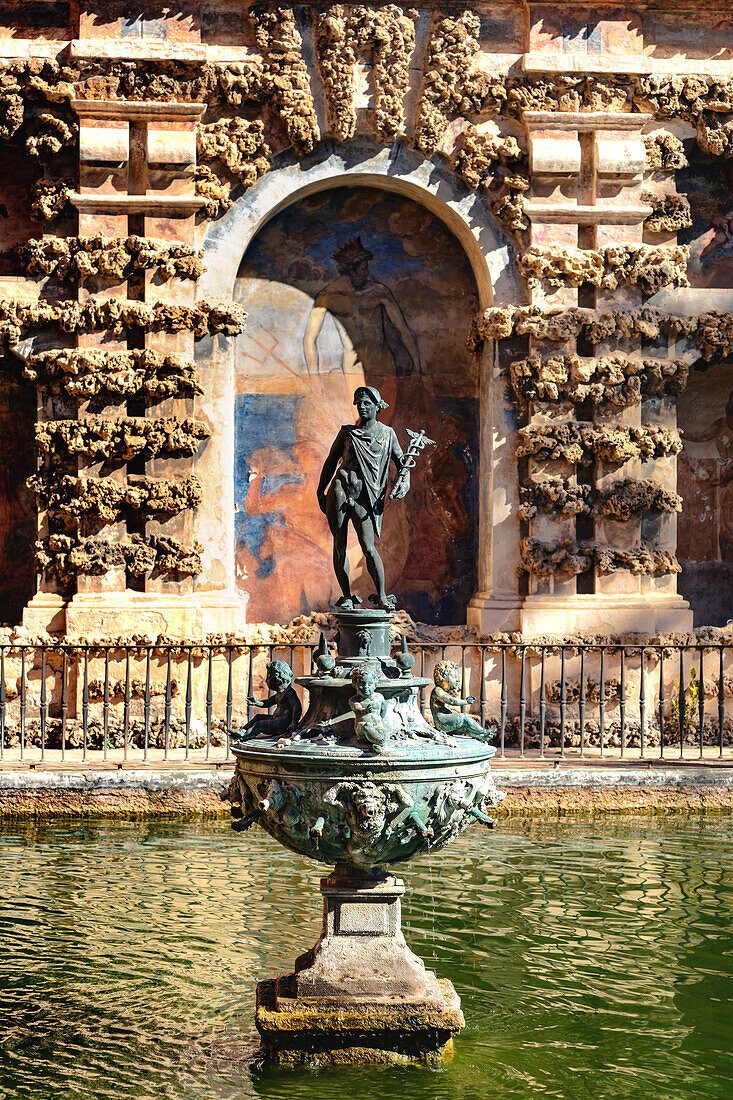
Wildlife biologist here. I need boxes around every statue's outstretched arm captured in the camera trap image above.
[382,291,421,373]
[303,305,327,374]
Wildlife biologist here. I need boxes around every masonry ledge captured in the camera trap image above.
[523,53,652,76]
[70,192,205,215]
[72,100,206,121]
[524,203,653,224]
[523,111,654,131]
[70,40,208,63]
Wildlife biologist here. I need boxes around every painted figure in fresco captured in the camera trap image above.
[240,440,332,620]
[317,385,409,610]
[303,237,422,378]
[320,665,389,753]
[429,660,494,742]
[239,659,302,740]
[684,388,733,562]
[700,211,733,264]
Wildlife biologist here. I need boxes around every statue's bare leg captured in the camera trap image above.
[327,484,353,604]
[355,513,393,608]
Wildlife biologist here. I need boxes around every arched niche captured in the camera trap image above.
[195,139,523,624]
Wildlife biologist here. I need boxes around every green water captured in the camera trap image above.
[1,815,732,1100]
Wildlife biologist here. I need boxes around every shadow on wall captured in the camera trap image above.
[678,361,733,626]
[233,185,480,626]
[0,355,35,623]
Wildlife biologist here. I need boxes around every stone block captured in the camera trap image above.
[595,136,646,177]
[255,975,464,1067]
[79,123,129,165]
[530,135,581,176]
[147,127,196,166]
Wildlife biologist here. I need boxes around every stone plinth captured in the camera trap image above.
[256,976,464,1067]
[254,867,465,1065]
[292,870,438,1002]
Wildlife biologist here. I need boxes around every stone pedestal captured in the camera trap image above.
[256,867,464,1065]
[291,870,440,1003]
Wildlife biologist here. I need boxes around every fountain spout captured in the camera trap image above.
[232,811,259,833]
[406,810,434,839]
[310,815,326,838]
[468,806,495,829]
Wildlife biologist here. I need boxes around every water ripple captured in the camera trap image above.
[0,816,732,1099]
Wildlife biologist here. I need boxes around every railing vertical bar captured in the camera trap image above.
[247,647,255,724]
[226,646,233,761]
[639,646,646,759]
[699,647,705,761]
[123,648,130,764]
[40,646,47,763]
[500,648,507,758]
[719,645,725,759]
[599,647,605,758]
[0,648,6,760]
[460,646,466,702]
[559,646,566,757]
[205,645,213,760]
[539,648,546,758]
[19,647,25,761]
[619,648,626,758]
[185,647,193,760]
[143,648,151,763]
[519,647,526,758]
[679,647,685,759]
[267,645,274,713]
[60,648,68,763]
[578,647,586,758]
[82,650,88,763]
[479,646,487,729]
[420,647,426,713]
[164,649,172,760]
[102,649,109,763]
[658,650,665,761]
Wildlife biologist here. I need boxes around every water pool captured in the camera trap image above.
[1,815,732,1099]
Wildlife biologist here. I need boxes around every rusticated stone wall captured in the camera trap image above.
[0,2,728,639]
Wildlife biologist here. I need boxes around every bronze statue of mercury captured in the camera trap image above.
[317,386,409,611]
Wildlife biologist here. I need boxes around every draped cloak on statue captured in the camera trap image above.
[337,420,398,537]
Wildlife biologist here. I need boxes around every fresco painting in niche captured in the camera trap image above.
[234,186,479,625]
[677,363,733,626]
[678,155,733,288]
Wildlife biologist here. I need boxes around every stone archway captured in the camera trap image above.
[195,139,523,626]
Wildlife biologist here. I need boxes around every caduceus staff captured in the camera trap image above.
[388,428,436,503]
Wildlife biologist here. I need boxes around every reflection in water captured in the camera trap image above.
[1,817,732,1099]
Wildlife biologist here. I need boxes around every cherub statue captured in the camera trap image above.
[320,665,389,753]
[238,660,302,740]
[429,660,494,742]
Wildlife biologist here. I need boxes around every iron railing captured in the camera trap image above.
[0,641,731,764]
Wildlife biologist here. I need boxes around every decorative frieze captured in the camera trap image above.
[29,474,203,522]
[519,538,680,578]
[516,424,683,466]
[35,418,210,463]
[36,534,203,586]
[16,236,205,283]
[25,349,202,401]
[508,353,688,407]
[517,244,689,295]
[0,298,246,349]
[519,478,682,521]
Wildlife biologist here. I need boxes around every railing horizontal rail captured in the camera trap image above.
[0,641,730,764]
